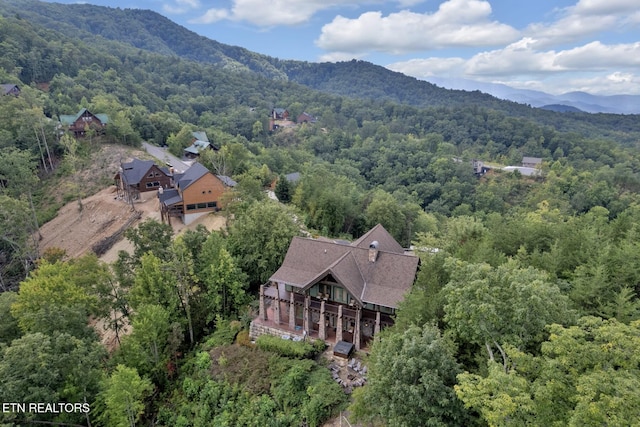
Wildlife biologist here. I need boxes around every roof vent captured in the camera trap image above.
[369,241,379,249]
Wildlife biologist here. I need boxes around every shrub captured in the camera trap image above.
[255,335,317,359]
[235,329,252,347]
[203,318,242,349]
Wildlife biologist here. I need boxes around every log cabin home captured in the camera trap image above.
[251,224,420,352]
[114,158,173,201]
[297,112,317,124]
[184,131,216,159]
[59,108,108,137]
[159,162,235,225]
[1,84,20,96]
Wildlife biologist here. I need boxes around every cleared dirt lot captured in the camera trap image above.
[39,185,226,264]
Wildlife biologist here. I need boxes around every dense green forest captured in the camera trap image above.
[1,1,640,425]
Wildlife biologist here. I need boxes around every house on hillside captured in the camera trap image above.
[184,131,216,159]
[297,112,317,124]
[271,108,289,120]
[251,224,420,352]
[159,162,233,225]
[1,84,20,96]
[269,172,301,190]
[114,158,173,201]
[522,156,543,168]
[59,108,108,137]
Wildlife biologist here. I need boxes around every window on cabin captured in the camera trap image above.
[318,283,331,299]
[197,203,207,209]
[207,202,217,208]
[334,287,347,303]
[186,204,197,211]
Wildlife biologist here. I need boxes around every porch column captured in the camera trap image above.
[336,305,343,342]
[319,300,326,340]
[274,291,281,325]
[354,306,361,350]
[289,292,296,330]
[303,295,310,336]
[259,285,267,321]
[374,311,381,336]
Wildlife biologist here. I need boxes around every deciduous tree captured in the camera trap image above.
[97,364,153,427]
[351,324,471,426]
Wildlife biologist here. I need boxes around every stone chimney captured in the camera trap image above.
[368,241,379,263]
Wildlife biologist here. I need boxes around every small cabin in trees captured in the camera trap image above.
[522,156,543,168]
[59,108,109,137]
[271,108,289,120]
[114,158,173,201]
[1,84,20,96]
[159,162,234,225]
[251,224,420,350]
[297,112,317,124]
[184,131,216,159]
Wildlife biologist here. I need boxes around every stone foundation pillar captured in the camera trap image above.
[374,310,381,336]
[259,285,267,321]
[319,300,326,340]
[354,306,361,350]
[303,295,310,336]
[336,305,343,342]
[289,292,296,330]
[274,292,281,325]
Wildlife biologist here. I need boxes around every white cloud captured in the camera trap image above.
[512,72,640,96]
[525,0,638,47]
[386,40,640,94]
[316,0,519,54]
[190,8,230,23]
[461,39,640,77]
[572,0,639,16]
[387,57,466,78]
[318,51,368,62]
[554,41,640,69]
[191,0,380,27]
[163,0,201,14]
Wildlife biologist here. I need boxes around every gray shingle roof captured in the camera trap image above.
[159,188,182,206]
[176,162,209,190]
[269,225,419,309]
[1,84,19,95]
[216,175,237,187]
[285,172,301,183]
[120,158,155,185]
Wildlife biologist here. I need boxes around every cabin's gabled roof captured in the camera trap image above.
[1,84,19,95]
[119,158,154,185]
[216,175,237,187]
[269,224,419,309]
[174,162,210,191]
[59,108,109,125]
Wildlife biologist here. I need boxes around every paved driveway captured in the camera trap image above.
[142,142,192,173]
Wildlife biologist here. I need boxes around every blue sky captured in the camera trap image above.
[46,0,639,95]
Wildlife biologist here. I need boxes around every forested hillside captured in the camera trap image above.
[3,0,640,143]
[1,1,640,426]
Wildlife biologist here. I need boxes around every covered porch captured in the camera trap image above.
[253,282,394,351]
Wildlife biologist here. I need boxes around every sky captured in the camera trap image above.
[46,0,640,96]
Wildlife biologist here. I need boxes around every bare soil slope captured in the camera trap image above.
[39,186,226,262]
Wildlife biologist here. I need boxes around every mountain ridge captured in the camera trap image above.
[424,77,640,114]
[1,0,638,143]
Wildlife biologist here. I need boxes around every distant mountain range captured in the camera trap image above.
[2,0,639,132]
[424,77,640,114]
